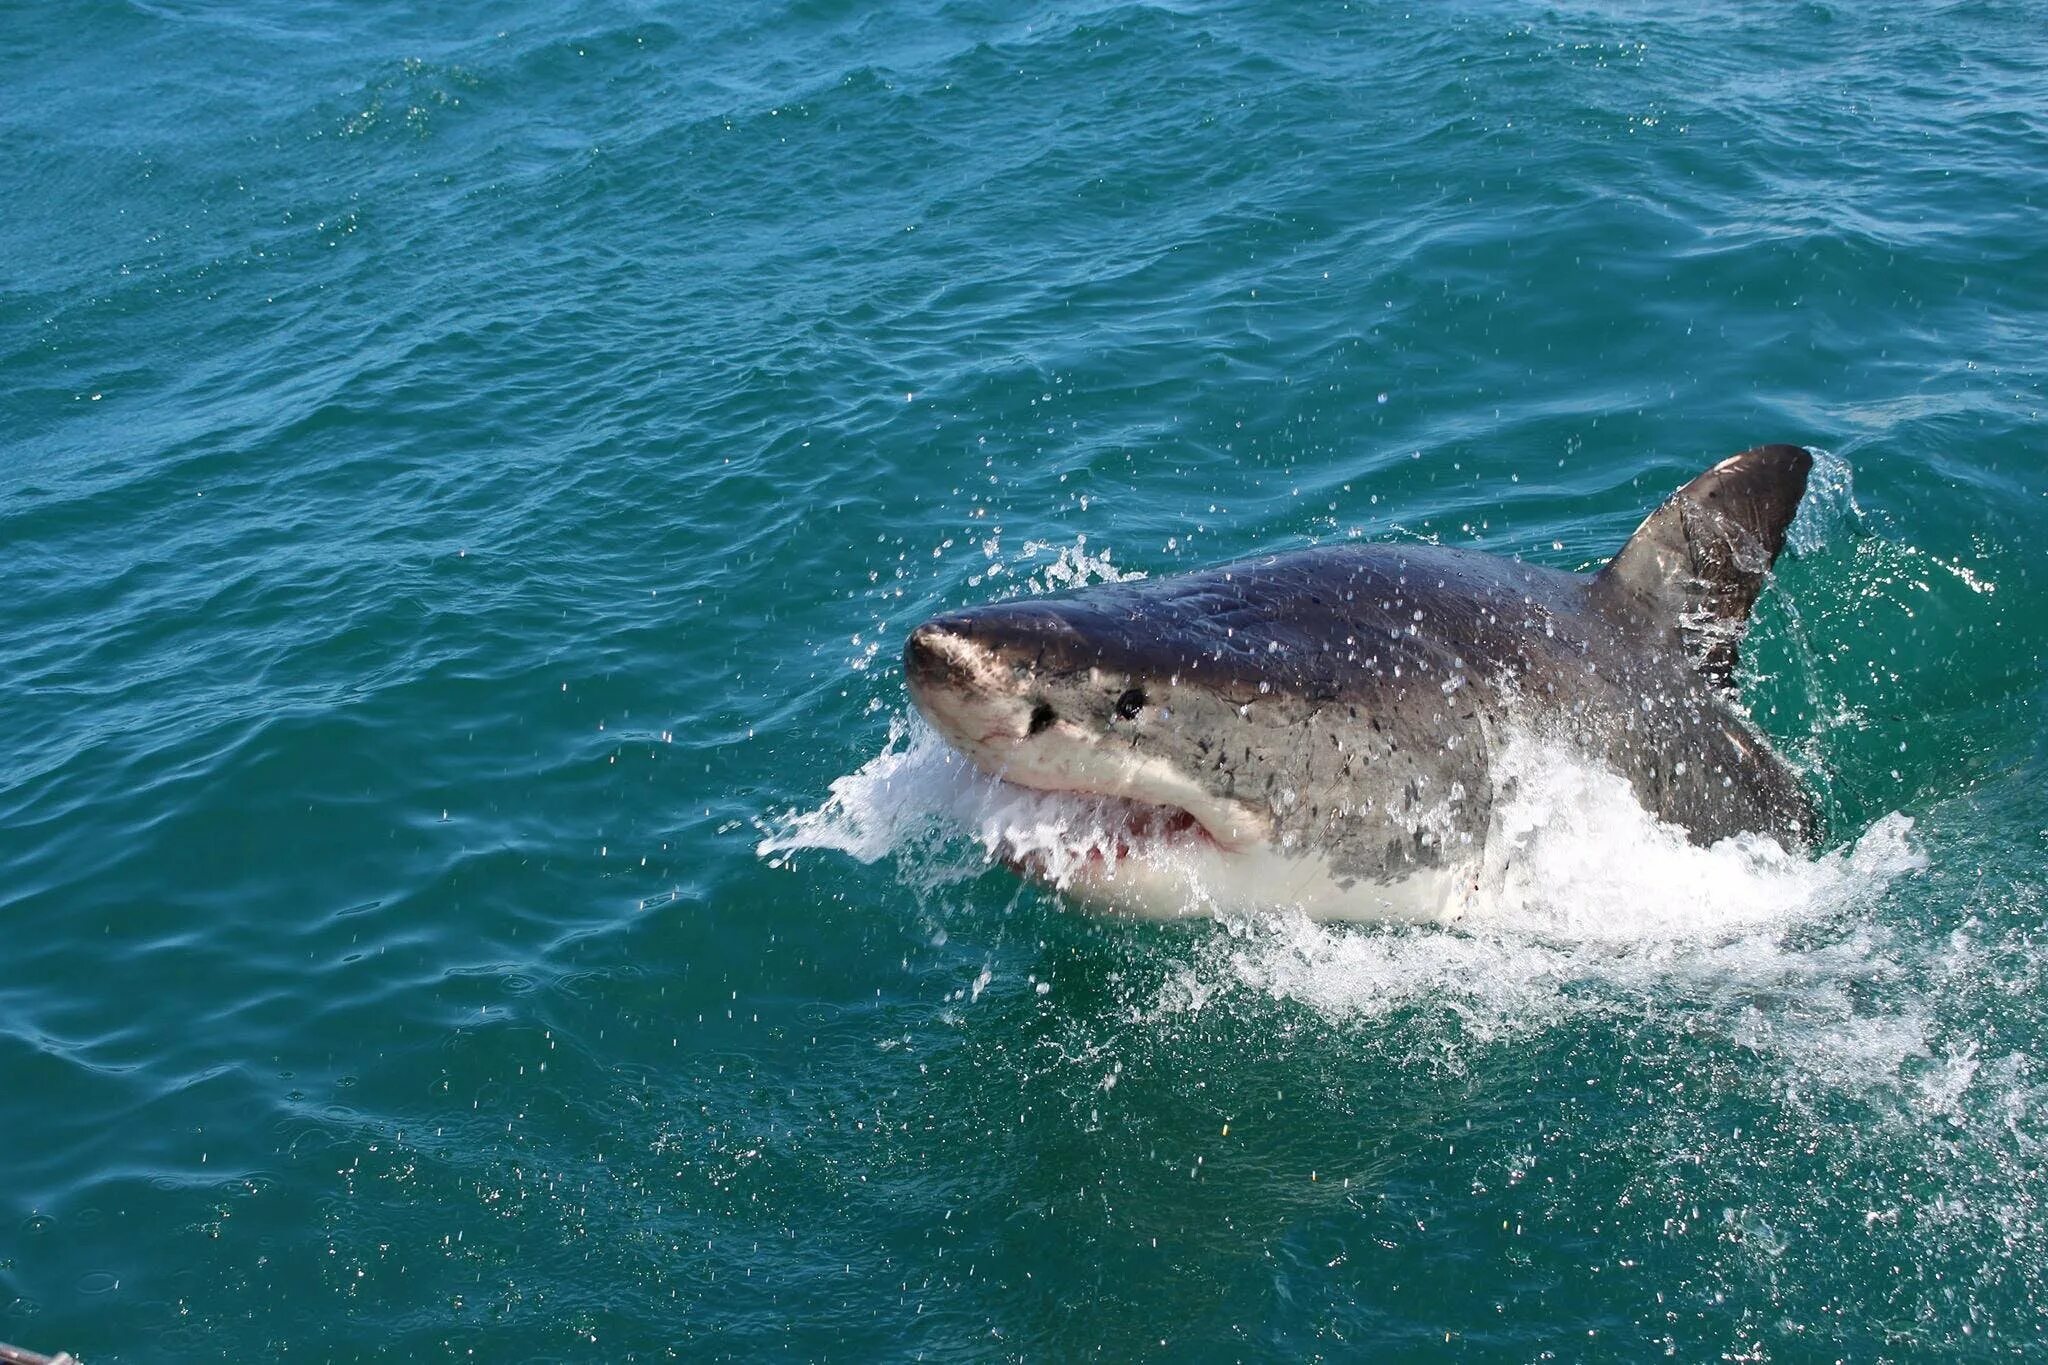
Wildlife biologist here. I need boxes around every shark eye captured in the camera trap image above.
[1114,687,1148,721]
[1028,702,1058,735]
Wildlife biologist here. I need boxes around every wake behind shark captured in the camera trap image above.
[902,445,1820,922]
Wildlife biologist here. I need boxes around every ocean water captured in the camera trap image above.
[4,0,2045,1358]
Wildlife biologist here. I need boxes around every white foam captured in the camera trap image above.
[1164,733,1922,1068]
[1476,731,1918,943]
[757,715,1149,891]
[761,719,1920,934]
[758,716,983,876]
[761,718,1927,1081]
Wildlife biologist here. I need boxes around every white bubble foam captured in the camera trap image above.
[1162,733,1923,1072]
[762,717,1928,1081]
[1477,730,1920,944]
[758,715,1165,892]
[757,716,983,874]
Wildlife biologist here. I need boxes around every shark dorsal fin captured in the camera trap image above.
[1592,444,1812,689]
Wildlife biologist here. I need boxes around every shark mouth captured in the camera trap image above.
[982,780,1219,884]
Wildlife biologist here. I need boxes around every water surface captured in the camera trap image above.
[4,0,2045,1358]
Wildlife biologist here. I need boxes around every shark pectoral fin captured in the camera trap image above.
[1591,443,1813,688]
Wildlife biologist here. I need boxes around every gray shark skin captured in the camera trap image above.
[904,445,1820,922]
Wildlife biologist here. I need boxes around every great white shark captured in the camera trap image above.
[903,444,1820,922]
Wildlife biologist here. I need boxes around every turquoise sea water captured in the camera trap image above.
[5,0,2046,1358]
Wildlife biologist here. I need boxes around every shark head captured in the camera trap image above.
[899,555,1512,923]
[905,601,1269,912]
[903,592,1306,915]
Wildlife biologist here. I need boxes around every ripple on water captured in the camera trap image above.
[4,0,2048,1356]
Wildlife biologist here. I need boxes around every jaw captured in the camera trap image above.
[955,724,1268,853]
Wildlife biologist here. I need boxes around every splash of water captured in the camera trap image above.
[1171,733,1922,1050]
[763,710,1942,1130]
[760,715,1920,969]
[758,714,1154,892]
[763,463,1928,1074]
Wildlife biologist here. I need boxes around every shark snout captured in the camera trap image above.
[904,607,1086,707]
[904,605,1105,755]
[903,615,1037,751]
[903,619,982,697]
[903,605,1270,856]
